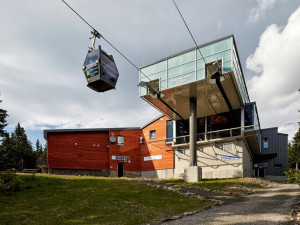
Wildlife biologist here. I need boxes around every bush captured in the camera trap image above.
[0,169,22,195]
[285,169,300,183]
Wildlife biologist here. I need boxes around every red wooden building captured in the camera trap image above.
[45,116,174,177]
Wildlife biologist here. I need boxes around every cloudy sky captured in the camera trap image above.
[0,0,300,146]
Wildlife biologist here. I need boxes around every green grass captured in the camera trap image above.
[164,178,242,190]
[0,174,210,225]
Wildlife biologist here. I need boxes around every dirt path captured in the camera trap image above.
[162,183,299,225]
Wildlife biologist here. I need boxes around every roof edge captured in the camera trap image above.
[140,34,235,69]
[43,127,141,139]
[141,114,165,129]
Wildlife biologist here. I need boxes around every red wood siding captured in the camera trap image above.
[141,116,174,171]
[109,130,141,171]
[48,132,109,170]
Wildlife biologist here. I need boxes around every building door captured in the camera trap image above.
[259,168,264,177]
[118,163,124,177]
[254,168,259,177]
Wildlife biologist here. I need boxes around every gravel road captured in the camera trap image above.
[162,183,299,225]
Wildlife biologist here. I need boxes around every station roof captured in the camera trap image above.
[44,127,141,138]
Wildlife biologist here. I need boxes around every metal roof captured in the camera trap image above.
[44,127,140,138]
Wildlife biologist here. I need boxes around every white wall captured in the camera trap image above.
[174,140,251,179]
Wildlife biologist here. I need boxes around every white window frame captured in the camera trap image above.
[117,136,124,146]
[149,130,156,139]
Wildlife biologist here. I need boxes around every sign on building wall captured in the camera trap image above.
[221,155,239,161]
[144,155,162,161]
[112,156,130,161]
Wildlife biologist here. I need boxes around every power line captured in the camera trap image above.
[61,0,153,84]
[60,0,185,119]
[171,0,212,74]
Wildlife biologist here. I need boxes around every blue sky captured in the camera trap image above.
[1,0,300,148]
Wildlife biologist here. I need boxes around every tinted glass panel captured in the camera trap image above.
[84,50,98,66]
[101,53,118,82]
[263,138,268,148]
[166,120,173,142]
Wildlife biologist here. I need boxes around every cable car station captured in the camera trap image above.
[45,35,288,181]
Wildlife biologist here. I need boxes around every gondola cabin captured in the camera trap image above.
[82,45,119,92]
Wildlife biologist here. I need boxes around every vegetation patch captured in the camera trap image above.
[285,169,300,183]
[0,169,22,195]
[164,177,275,194]
[164,178,242,190]
[0,174,210,225]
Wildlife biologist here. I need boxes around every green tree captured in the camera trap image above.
[0,95,8,139]
[35,139,43,158]
[288,89,300,170]
[289,127,300,170]
[9,123,35,169]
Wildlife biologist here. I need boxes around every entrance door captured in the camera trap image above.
[254,168,259,177]
[118,163,124,177]
[259,168,264,177]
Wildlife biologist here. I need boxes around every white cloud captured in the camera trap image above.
[246,6,300,140]
[249,0,278,23]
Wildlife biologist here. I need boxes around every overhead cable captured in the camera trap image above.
[171,0,213,74]
[61,0,185,120]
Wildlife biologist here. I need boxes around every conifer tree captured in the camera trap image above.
[288,89,300,170]
[10,123,35,169]
[0,94,8,139]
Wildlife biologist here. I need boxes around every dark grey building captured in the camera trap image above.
[254,127,288,177]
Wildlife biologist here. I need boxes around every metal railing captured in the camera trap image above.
[172,124,260,145]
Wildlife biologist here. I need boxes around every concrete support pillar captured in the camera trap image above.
[189,97,197,166]
[185,97,202,182]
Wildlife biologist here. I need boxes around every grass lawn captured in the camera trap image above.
[0,174,210,225]
[164,178,243,191]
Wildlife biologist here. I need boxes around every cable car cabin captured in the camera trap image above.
[82,46,119,92]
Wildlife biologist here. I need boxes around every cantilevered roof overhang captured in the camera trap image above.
[141,71,243,120]
[139,35,250,120]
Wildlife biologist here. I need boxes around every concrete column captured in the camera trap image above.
[189,97,197,166]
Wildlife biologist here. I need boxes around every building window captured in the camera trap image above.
[263,138,268,148]
[273,163,282,168]
[166,120,173,142]
[149,130,156,139]
[117,136,124,146]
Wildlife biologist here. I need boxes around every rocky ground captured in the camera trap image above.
[132,178,300,225]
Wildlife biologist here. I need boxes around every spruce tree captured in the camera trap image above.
[288,89,300,170]
[35,139,43,158]
[10,123,35,169]
[0,95,8,139]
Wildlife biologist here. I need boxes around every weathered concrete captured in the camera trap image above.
[48,168,109,177]
[110,170,141,178]
[189,97,197,166]
[141,169,174,179]
[174,140,250,179]
[184,166,202,182]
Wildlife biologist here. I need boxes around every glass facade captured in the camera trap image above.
[173,111,242,144]
[244,102,260,130]
[139,36,250,105]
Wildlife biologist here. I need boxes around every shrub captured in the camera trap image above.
[0,169,22,195]
[285,169,300,183]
